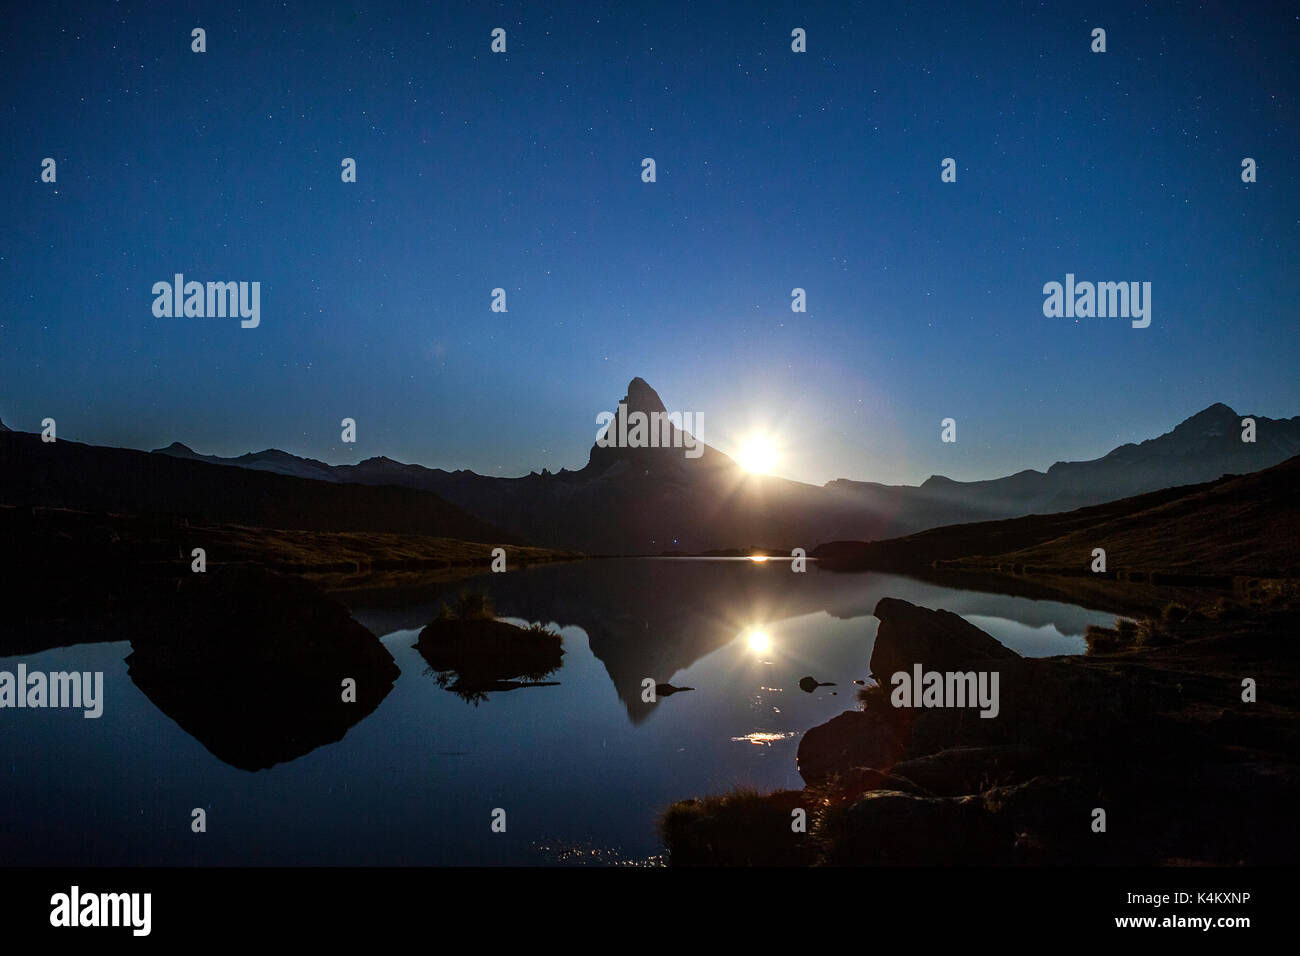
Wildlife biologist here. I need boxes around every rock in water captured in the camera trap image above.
[126,567,399,771]
[798,676,836,693]
[415,618,564,703]
[869,597,1019,680]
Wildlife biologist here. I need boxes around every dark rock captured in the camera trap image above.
[415,618,564,703]
[819,790,1008,865]
[819,766,934,798]
[661,789,816,866]
[126,566,399,771]
[797,675,836,693]
[798,702,905,785]
[977,775,1109,864]
[870,597,1020,680]
[888,746,1047,797]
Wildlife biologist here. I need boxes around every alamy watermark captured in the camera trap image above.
[50,886,150,936]
[152,274,260,328]
[1042,273,1151,328]
[890,664,999,718]
[595,403,704,459]
[0,665,103,718]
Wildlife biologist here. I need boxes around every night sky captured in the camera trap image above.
[3,1,1296,486]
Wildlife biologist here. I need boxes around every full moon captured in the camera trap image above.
[738,436,778,474]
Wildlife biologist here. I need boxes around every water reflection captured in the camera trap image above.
[1,559,1127,865]
[124,575,399,773]
[732,731,789,746]
[412,617,565,705]
[352,560,1116,725]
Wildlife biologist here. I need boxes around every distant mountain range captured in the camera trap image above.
[825,400,1300,534]
[814,453,1300,579]
[0,429,509,543]
[134,378,1299,554]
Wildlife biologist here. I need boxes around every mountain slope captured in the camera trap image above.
[815,454,1300,578]
[0,431,511,542]
[828,402,1300,528]
[964,454,1300,577]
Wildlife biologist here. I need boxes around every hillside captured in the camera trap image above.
[814,455,1300,579]
[0,430,510,542]
[953,455,1300,577]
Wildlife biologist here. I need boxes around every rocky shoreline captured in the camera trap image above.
[662,593,1300,866]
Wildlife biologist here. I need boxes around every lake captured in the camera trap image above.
[0,558,1119,865]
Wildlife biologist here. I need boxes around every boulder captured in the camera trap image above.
[819,790,1007,865]
[797,675,835,692]
[126,566,399,771]
[870,597,1019,680]
[797,702,904,785]
[415,617,564,703]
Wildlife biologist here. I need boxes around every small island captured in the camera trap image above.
[414,593,564,704]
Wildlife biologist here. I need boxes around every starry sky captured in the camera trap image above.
[2,0,1297,486]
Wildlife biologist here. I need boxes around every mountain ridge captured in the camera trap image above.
[150,395,1297,494]
[0,431,512,543]
[142,380,1300,553]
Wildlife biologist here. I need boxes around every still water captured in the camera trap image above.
[0,559,1116,865]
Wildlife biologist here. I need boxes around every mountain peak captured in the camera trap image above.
[1170,402,1239,438]
[622,377,668,415]
[582,377,706,475]
[247,448,304,462]
[1179,402,1237,423]
[155,441,196,455]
